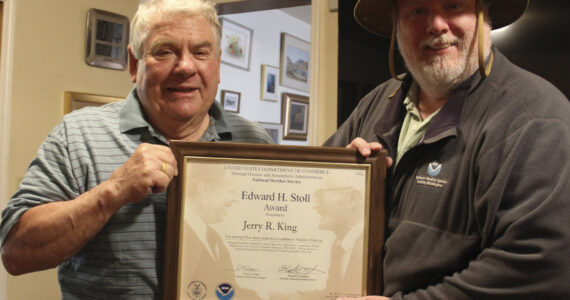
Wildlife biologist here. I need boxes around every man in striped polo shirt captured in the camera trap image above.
[0,0,272,298]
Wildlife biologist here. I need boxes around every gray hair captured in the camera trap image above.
[129,0,221,59]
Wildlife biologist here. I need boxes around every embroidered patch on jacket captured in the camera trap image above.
[415,161,449,188]
[427,161,442,176]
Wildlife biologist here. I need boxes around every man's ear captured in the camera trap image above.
[128,45,138,83]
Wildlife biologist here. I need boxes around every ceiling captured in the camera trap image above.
[280,5,311,25]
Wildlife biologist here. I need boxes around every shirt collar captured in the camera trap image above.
[403,81,420,119]
[374,67,478,145]
[119,88,150,134]
[200,100,233,142]
[119,88,233,142]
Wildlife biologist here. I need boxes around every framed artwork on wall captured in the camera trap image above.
[64,91,123,114]
[220,18,253,70]
[281,93,309,140]
[280,33,310,92]
[260,64,279,101]
[258,122,282,144]
[221,90,241,113]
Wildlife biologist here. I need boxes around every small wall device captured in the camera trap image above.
[85,8,129,70]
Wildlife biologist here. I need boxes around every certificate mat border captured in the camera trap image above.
[163,142,386,299]
[180,157,371,296]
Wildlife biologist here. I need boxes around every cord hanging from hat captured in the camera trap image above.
[389,9,405,81]
[477,0,494,78]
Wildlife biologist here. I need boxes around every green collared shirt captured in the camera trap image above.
[396,82,442,167]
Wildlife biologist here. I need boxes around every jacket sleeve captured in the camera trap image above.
[391,117,570,299]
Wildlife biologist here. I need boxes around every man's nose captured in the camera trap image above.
[426,11,450,35]
[174,52,197,77]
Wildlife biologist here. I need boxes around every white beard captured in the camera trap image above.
[397,28,480,98]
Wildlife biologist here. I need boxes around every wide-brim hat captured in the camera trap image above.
[354,0,529,37]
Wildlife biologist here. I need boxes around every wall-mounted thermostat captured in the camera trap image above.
[85,8,129,70]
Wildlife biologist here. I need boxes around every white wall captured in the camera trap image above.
[217,9,311,146]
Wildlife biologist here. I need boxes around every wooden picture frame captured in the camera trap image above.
[281,92,309,140]
[258,122,282,144]
[260,64,279,101]
[280,33,310,92]
[220,18,253,71]
[221,90,241,113]
[64,91,123,114]
[163,142,386,300]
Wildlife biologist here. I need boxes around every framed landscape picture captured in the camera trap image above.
[260,64,279,101]
[221,90,241,113]
[258,122,282,144]
[220,18,253,70]
[281,93,309,140]
[280,33,310,92]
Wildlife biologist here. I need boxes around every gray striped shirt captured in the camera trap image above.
[0,88,272,299]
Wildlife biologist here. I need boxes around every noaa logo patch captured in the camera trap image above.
[216,283,235,300]
[427,161,442,177]
[187,281,207,300]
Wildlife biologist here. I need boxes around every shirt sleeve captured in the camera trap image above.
[0,121,80,245]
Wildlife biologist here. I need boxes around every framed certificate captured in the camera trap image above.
[164,142,386,300]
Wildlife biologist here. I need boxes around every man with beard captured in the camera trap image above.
[326,0,570,299]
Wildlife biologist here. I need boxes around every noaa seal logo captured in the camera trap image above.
[187,281,207,300]
[427,161,442,177]
[216,283,235,300]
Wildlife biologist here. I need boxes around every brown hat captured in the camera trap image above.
[354,0,529,37]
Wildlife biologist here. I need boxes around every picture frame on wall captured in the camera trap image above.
[281,93,309,140]
[280,33,310,92]
[258,122,282,144]
[221,90,241,113]
[220,18,253,71]
[85,9,129,70]
[64,91,123,114]
[260,64,279,101]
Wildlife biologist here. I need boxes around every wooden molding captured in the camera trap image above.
[216,0,310,15]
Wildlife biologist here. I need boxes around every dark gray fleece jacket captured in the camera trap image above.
[324,48,570,299]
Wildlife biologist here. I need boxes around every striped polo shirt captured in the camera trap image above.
[0,88,272,299]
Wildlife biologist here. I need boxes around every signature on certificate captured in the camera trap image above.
[235,264,260,272]
[277,264,325,275]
